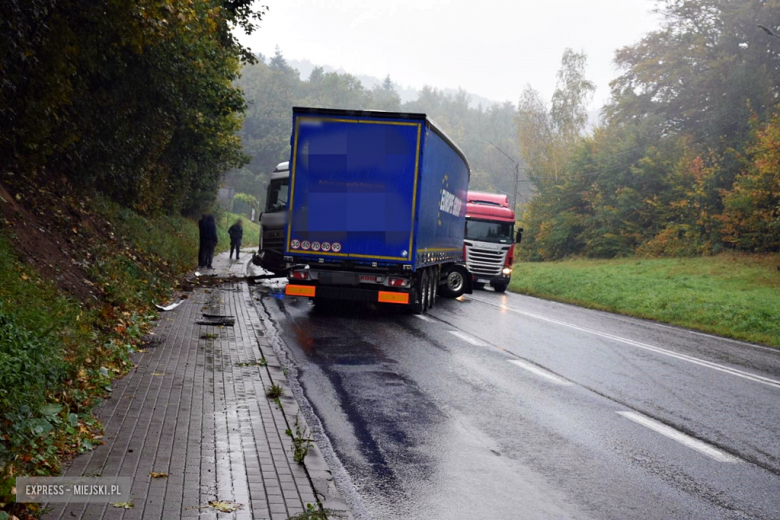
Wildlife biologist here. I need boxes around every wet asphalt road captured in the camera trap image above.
[251,282,780,520]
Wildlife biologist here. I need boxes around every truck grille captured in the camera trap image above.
[263,235,284,252]
[465,243,509,277]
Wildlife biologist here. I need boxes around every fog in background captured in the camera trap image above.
[235,0,662,108]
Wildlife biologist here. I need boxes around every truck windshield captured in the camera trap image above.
[265,178,289,213]
[465,218,514,243]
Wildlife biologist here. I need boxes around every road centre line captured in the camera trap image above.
[448,330,488,347]
[508,360,572,385]
[468,296,780,391]
[617,411,741,463]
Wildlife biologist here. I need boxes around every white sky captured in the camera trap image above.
[236,0,662,109]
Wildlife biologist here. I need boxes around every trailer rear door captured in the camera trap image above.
[287,115,422,263]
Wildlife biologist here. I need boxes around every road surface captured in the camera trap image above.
[251,282,780,519]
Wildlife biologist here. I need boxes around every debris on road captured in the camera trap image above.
[208,500,242,513]
[155,300,184,312]
[196,313,235,326]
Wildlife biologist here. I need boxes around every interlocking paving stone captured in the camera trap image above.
[44,252,349,519]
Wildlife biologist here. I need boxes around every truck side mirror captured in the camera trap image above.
[258,211,263,223]
[516,228,523,244]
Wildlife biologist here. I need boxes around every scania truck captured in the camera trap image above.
[464,191,522,293]
[283,107,472,313]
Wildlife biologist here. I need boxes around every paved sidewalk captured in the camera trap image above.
[45,252,348,519]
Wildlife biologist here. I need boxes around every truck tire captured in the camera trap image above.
[493,282,508,293]
[422,269,431,312]
[411,270,427,314]
[428,267,437,309]
[440,267,467,298]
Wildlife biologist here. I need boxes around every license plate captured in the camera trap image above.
[477,278,490,283]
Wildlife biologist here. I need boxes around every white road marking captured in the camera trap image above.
[448,330,488,346]
[414,314,433,322]
[508,360,572,385]
[468,296,780,390]
[616,411,741,463]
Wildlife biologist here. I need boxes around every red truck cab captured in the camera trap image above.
[464,192,521,293]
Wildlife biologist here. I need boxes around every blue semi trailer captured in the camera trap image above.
[283,107,472,313]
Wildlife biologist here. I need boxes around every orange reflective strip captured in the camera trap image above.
[378,291,410,304]
[285,285,316,297]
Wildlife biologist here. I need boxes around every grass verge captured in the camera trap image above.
[508,253,780,348]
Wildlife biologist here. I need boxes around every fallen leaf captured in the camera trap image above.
[72,227,78,234]
[208,501,242,513]
[111,502,133,509]
[151,372,164,376]
[21,273,28,280]
[149,472,168,478]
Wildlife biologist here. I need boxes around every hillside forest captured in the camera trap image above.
[225,51,526,214]
[230,0,780,261]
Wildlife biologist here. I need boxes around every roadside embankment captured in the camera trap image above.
[0,175,256,519]
[508,254,780,348]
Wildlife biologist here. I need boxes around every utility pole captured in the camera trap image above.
[487,140,522,210]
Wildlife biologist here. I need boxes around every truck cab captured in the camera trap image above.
[464,192,521,293]
[254,161,289,275]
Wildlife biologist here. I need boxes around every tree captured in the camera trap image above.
[371,75,402,111]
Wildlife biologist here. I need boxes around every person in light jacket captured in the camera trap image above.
[201,214,218,269]
[228,219,243,260]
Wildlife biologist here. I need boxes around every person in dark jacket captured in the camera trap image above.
[201,214,218,269]
[197,214,207,268]
[228,219,243,260]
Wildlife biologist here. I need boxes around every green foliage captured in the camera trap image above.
[509,254,780,347]
[288,503,347,520]
[266,384,283,399]
[285,416,313,465]
[519,1,780,260]
[1,0,265,215]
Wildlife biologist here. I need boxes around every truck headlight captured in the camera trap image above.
[502,267,512,276]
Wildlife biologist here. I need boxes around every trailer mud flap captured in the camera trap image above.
[286,285,316,297]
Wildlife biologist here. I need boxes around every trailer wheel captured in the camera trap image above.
[440,267,466,298]
[428,267,437,309]
[422,269,431,312]
[411,270,427,314]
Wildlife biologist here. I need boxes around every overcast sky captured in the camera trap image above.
[236,0,662,110]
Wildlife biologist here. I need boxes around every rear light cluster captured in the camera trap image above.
[290,270,309,280]
[387,277,410,288]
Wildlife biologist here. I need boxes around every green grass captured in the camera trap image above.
[215,211,260,252]
[509,254,780,348]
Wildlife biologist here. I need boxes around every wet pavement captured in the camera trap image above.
[46,252,349,520]
[252,282,780,520]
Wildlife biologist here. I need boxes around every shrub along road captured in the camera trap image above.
[253,283,780,519]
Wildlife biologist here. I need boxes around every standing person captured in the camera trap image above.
[197,214,207,268]
[202,214,218,269]
[228,219,244,260]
